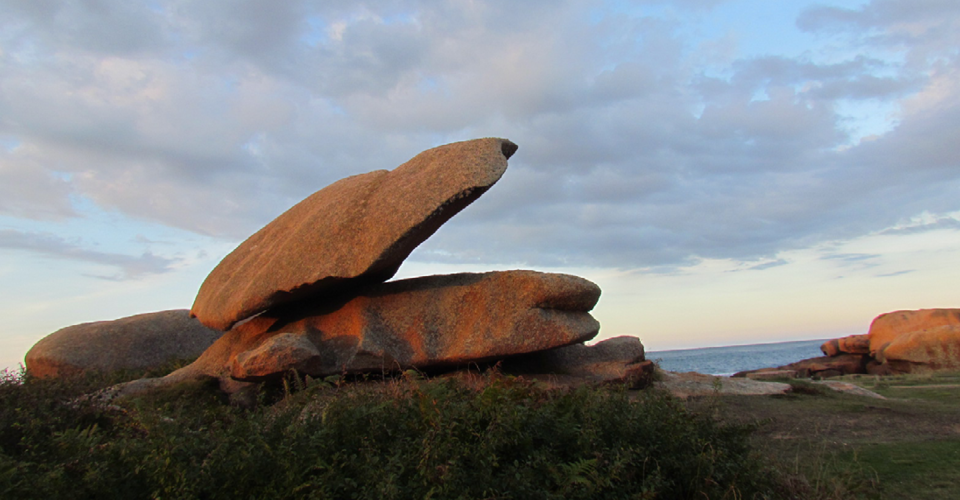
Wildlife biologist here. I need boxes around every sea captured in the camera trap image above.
[646,338,827,376]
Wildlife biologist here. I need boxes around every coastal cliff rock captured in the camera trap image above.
[25,310,223,379]
[160,271,601,388]
[191,138,518,331]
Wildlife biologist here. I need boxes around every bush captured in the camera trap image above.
[1,369,780,499]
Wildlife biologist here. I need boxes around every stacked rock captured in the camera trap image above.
[26,138,650,392]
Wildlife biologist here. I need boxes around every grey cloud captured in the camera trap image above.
[1,0,166,56]
[0,149,75,220]
[0,229,179,280]
[1,0,959,273]
[820,253,880,262]
[741,259,789,271]
[879,217,960,235]
[875,270,915,278]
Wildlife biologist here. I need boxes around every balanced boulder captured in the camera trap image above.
[25,310,223,379]
[191,138,518,331]
[167,270,601,386]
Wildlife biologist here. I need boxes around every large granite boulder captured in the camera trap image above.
[875,325,960,372]
[25,310,223,379]
[158,271,601,389]
[191,138,518,331]
[868,309,960,356]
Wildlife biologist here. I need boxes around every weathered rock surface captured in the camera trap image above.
[163,271,601,389]
[656,371,791,399]
[733,354,869,380]
[25,310,223,379]
[500,336,652,385]
[821,334,870,357]
[868,309,960,356]
[813,380,886,399]
[191,138,519,331]
[875,325,960,372]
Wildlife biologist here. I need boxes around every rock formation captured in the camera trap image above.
[191,138,519,331]
[741,308,960,379]
[500,336,653,386]
[820,334,870,357]
[25,310,223,379]
[867,308,960,355]
[875,325,960,372]
[156,271,602,385]
[29,138,656,398]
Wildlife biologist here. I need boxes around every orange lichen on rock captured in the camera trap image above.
[875,325,960,371]
[166,271,602,386]
[868,309,960,356]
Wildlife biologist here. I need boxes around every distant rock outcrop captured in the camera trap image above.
[191,138,519,332]
[741,308,960,379]
[875,325,960,372]
[820,334,870,357]
[25,310,222,379]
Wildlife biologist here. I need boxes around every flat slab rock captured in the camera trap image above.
[25,310,223,379]
[162,270,601,389]
[191,138,518,331]
[656,371,792,399]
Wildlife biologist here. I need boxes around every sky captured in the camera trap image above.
[2,0,959,370]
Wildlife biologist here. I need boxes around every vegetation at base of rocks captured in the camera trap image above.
[1,368,785,500]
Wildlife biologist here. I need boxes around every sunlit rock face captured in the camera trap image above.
[173,271,601,382]
[867,309,960,356]
[191,137,518,332]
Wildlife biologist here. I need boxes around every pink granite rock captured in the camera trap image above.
[25,310,222,379]
[169,271,601,387]
[191,138,518,331]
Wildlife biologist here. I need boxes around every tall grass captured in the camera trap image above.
[1,368,785,499]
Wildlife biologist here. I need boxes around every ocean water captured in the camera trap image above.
[646,339,827,376]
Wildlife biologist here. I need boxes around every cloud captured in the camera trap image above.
[0,0,958,272]
[0,229,179,280]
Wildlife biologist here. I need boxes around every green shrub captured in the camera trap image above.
[1,369,780,499]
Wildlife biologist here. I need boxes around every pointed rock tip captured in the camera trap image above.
[499,139,518,159]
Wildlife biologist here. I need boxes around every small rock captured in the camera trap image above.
[501,336,650,385]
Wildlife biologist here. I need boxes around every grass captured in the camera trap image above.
[689,371,960,499]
